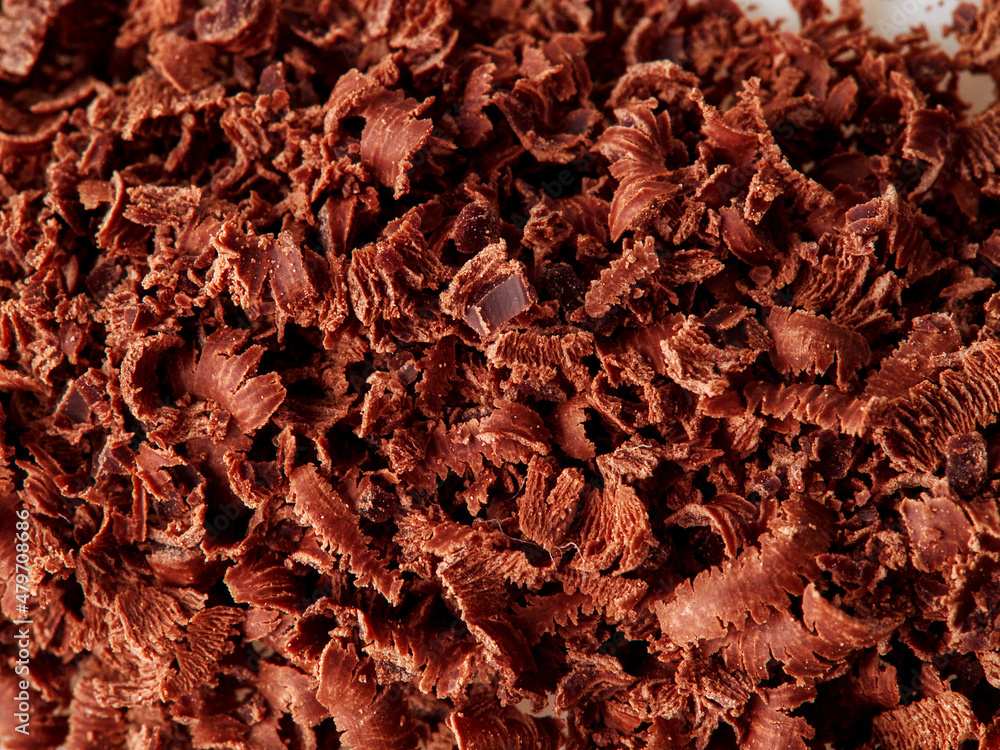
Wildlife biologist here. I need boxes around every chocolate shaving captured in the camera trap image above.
[657,500,832,644]
[289,464,403,604]
[447,700,562,750]
[870,692,981,750]
[4,0,1000,748]
[0,0,67,81]
[767,306,872,388]
[584,234,659,317]
[172,329,286,433]
[317,641,419,750]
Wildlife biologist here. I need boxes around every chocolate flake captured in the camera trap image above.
[4,0,1000,748]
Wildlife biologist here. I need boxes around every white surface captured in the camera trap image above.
[735,0,960,43]
[734,0,997,111]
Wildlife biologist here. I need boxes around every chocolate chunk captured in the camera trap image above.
[466,273,533,336]
[454,201,501,255]
[946,433,987,496]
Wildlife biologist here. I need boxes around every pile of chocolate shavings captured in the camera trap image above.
[2,0,1000,748]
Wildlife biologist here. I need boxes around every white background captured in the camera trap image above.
[734,0,997,111]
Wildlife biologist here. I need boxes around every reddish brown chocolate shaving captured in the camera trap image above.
[3,0,1000,748]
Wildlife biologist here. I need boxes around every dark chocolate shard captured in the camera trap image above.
[194,0,277,55]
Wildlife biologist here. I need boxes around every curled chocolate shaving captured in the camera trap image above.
[3,0,1000,748]
[870,691,981,750]
[0,0,67,82]
[317,640,420,750]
